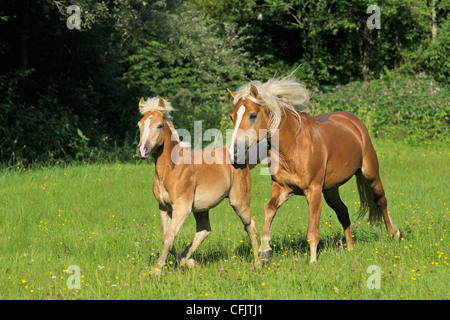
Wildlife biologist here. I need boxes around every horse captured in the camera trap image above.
[135,96,260,273]
[227,76,402,264]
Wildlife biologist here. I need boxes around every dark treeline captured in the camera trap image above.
[0,0,448,165]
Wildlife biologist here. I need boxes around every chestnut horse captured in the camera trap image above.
[227,76,402,264]
[136,97,259,273]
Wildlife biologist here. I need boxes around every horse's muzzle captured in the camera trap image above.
[136,146,150,159]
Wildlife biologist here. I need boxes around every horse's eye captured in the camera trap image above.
[249,112,257,120]
[229,115,233,121]
[157,123,164,129]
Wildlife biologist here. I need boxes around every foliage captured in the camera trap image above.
[0,0,143,165]
[399,16,450,84]
[196,0,445,86]
[0,0,448,165]
[122,4,254,140]
[311,74,450,144]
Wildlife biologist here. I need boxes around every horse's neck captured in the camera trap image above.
[270,112,310,157]
[154,123,179,180]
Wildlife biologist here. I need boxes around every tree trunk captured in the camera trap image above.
[360,26,371,81]
[431,0,437,40]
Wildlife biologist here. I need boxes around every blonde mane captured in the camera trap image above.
[139,96,174,115]
[139,97,180,142]
[233,76,310,132]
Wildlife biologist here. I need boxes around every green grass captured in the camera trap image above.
[0,139,448,300]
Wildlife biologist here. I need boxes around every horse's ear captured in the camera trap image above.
[158,97,166,110]
[250,84,259,99]
[227,88,237,99]
[139,97,146,113]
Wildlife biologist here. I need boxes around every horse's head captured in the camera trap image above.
[227,84,269,164]
[136,97,167,159]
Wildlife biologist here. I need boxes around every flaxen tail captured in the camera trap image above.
[355,170,383,226]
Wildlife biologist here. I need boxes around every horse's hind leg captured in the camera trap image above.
[360,148,402,238]
[179,211,211,267]
[323,188,354,251]
[229,181,260,264]
[231,204,260,264]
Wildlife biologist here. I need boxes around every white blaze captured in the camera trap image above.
[229,105,246,161]
[139,115,152,156]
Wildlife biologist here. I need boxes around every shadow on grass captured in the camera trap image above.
[148,225,385,269]
[267,226,382,255]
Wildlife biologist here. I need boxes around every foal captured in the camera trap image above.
[136,97,259,273]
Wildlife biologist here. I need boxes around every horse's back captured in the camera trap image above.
[192,146,231,180]
[311,111,375,188]
[315,111,366,133]
[314,111,375,149]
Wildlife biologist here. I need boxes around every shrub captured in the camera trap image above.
[311,74,449,145]
[0,75,134,166]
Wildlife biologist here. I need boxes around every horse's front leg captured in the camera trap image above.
[159,208,179,258]
[154,202,191,274]
[259,181,291,261]
[304,184,323,264]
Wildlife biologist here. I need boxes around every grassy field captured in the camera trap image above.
[0,139,448,300]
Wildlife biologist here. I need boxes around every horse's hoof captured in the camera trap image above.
[258,247,273,262]
[309,255,318,264]
[180,258,198,268]
[394,228,403,240]
[186,259,198,268]
[151,267,162,276]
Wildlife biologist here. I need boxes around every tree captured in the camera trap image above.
[122,2,254,141]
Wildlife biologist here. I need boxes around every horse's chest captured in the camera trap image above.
[153,180,171,207]
[272,169,307,194]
